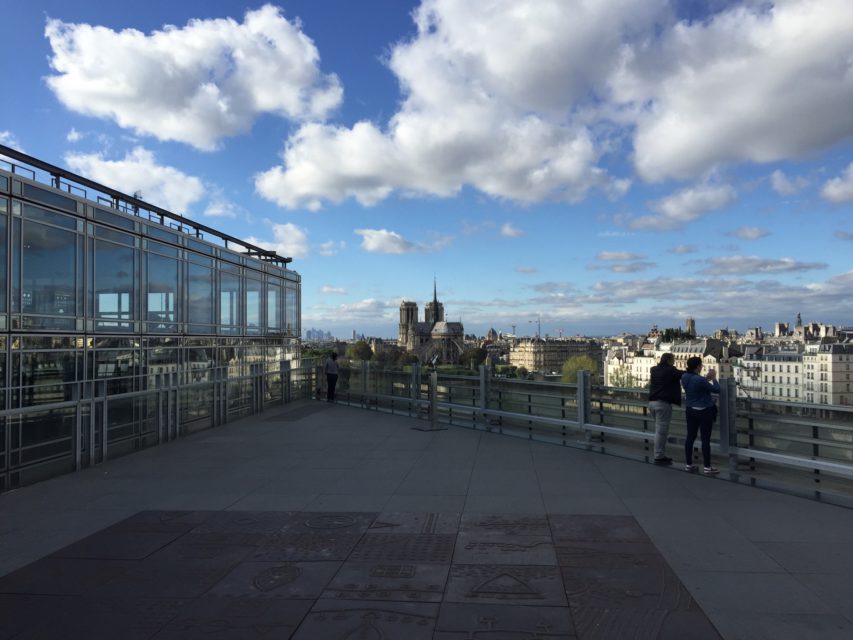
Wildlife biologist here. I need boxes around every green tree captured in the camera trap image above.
[560,355,599,383]
[607,363,637,388]
[458,347,487,369]
[345,340,373,361]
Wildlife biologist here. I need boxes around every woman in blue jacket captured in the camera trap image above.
[681,356,720,475]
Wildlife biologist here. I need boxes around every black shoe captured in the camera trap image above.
[654,456,673,466]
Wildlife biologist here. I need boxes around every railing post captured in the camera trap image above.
[281,360,291,405]
[479,364,488,412]
[430,370,438,428]
[73,381,82,471]
[577,370,591,439]
[719,377,738,475]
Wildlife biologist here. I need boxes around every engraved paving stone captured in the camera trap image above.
[279,511,377,534]
[434,603,576,640]
[348,534,456,564]
[291,599,439,640]
[152,595,313,640]
[209,561,341,599]
[454,534,558,565]
[460,513,551,537]
[367,511,461,534]
[548,515,650,542]
[323,562,451,603]
[555,540,666,569]
[561,565,696,611]
[251,533,362,562]
[570,606,722,640]
[445,564,568,606]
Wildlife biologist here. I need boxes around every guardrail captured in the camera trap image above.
[4,360,852,506]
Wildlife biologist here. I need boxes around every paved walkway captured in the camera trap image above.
[1,401,853,639]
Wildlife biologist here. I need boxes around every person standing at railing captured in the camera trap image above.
[648,352,684,466]
[681,356,720,475]
[325,352,339,402]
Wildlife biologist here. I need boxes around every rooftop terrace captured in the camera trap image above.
[2,398,853,639]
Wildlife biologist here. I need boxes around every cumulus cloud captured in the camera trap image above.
[631,183,736,230]
[66,127,83,143]
[64,147,203,213]
[770,169,809,196]
[821,163,853,203]
[669,244,698,254]
[203,194,242,219]
[320,285,346,294]
[45,5,342,150]
[728,226,770,240]
[255,0,655,210]
[500,223,525,238]
[354,228,417,254]
[615,0,853,181]
[245,222,309,259]
[516,266,537,274]
[702,255,827,275]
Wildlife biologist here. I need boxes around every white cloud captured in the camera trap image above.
[500,223,525,238]
[203,194,242,219]
[770,169,809,196]
[728,226,770,240]
[245,222,309,259]
[318,240,345,256]
[835,230,853,242]
[609,261,656,273]
[821,163,853,203]
[354,228,416,254]
[596,251,643,261]
[631,183,736,230]
[702,255,827,275]
[66,127,83,143]
[516,266,537,274]
[320,285,346,294]
[64,147,203,213]
[669,244,698,255]
[255,0,654,210]
[615,0,853,181]
[45,5,342,150]
[0,130,24,152]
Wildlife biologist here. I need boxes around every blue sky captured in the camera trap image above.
[2,0,853,338]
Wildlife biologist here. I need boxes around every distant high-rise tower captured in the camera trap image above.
[686,317,696,337]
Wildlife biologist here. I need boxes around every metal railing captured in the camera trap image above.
[3,360,852,507]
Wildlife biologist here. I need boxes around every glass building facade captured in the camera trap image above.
[0,149,300,491]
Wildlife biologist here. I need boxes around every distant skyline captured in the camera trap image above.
[2,0,853,338]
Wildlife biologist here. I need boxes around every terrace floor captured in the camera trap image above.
[2,400,853,639]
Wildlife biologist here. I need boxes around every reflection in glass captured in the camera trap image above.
[147,253,178,330]
[246,277,262,334]
[22,221,76,317]
[188,263,214,330]
[285,285,298,336]
[0,214,6,314]
[267,283,280,330]
[220,271,241,330]
[94,239,134,328]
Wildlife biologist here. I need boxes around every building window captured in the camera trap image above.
[245,276,263,335]
[219,269,242,332]
[146,252,179,332]
[21,218,78,325]
[93,236,135,330]
[187,262,214,332]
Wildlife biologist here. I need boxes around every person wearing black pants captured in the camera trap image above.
[324,352,338,402]
[681,356,721,475]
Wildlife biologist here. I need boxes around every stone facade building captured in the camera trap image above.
[397,282,464,364]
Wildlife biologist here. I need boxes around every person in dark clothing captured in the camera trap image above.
[681,356,721,475]
[647,352,684,465]
[324,352,339,402]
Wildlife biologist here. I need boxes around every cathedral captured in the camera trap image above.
[398,282,465,364]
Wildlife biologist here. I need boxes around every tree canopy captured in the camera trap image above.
[345,340,373,361]
[560,355,599,383]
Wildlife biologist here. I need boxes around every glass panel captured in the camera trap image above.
[22,220,76,317]
[188,263,214,327]
[285,285,298,336]
[93,207,135,231]
[0,214,6,313]
[267,283,280,330]
[145,225,178,244]
[147,253,179,331]
[0,175,8,192]
[94,239,135,328]
[22,184,77,213]
[220,270,241,329]
[15,350,81,406]
[246,277,262,334]
[22,203,77,229]
[11,217,20,312]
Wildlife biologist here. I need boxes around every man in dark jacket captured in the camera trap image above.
[647,352,683,465]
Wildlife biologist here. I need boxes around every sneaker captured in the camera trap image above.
[684,464,697,472]
[703,466,720,476]
[654,456,673,466]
